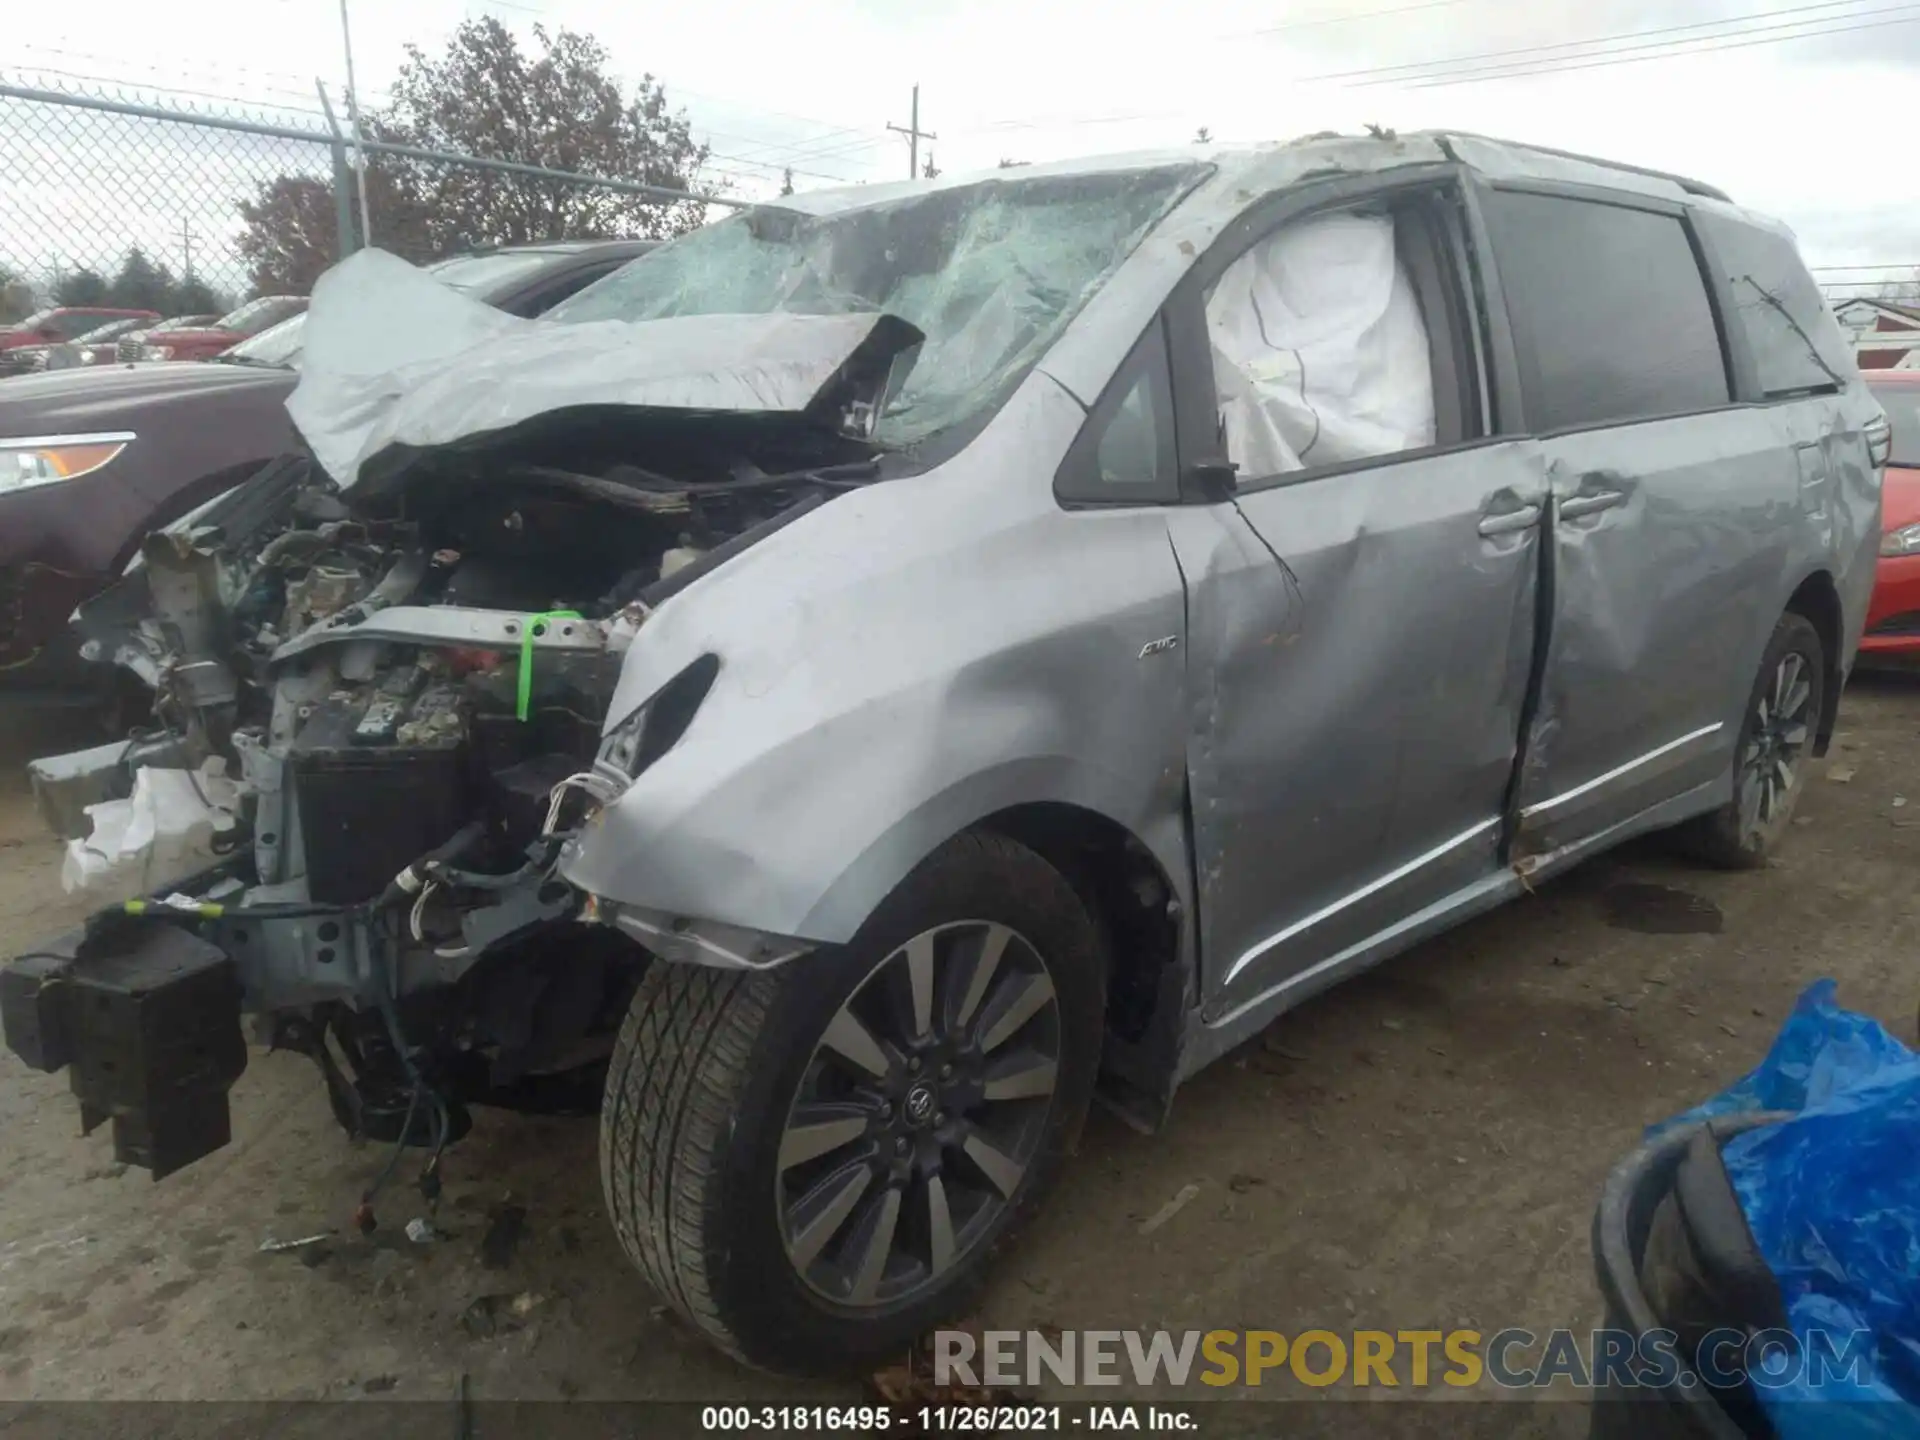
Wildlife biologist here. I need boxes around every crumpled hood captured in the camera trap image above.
[287,248,923,490]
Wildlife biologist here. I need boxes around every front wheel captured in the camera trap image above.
[1677,612,1825,868]
[599,832,1104,1373]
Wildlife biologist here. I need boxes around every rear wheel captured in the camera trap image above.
[598,831,1104,1373]
[1677,612,1825,868]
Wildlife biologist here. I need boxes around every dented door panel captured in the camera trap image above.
[1175,443,1546,1010]
[1513,410,1804,857]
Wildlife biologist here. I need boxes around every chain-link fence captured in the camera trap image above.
[0,72,738,322]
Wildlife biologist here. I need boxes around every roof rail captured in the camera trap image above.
[1436,131,1731,203]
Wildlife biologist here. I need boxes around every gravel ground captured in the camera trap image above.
[0,679,1915,1420]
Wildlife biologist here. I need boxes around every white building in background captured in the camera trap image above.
[1833,297,1920,370]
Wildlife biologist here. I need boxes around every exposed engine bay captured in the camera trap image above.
[7,306,915,1187]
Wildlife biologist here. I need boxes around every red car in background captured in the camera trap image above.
[1863,371,1920,654]
[121,294,307,362]
[0,306,159,350]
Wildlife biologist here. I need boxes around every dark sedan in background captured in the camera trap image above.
[0,317,157,377]
[0,239,653,704]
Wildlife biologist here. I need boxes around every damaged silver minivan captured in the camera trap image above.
[2,131,1883,1373]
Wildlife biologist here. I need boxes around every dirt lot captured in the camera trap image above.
[0,679,1915,1419]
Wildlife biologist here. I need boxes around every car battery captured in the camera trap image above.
[290,678,469,904]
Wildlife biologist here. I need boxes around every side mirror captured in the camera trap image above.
[1184,459,1240,501]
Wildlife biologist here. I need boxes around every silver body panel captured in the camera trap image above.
[1170,441,1546,1009]
[529,131,1880,1099]
[560,373,1198,944]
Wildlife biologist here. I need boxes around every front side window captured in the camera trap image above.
[546,165,1204,447]
[1203,210,1437,481]
[1483,190,1729,432]
[425,249,563,297]
[219,295,305,336]
[224,315,305,368]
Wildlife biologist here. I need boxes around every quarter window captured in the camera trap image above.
[1054,321,1178,504]
[1483,190,1730,432]
[1694,212,1851,400]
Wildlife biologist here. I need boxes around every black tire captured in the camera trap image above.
[1676,612,1825,869]
[598,831,1104,1374]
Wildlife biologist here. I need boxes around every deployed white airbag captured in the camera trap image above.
[288,249,919,490]
[61,761,240,903]
[1205,211,1434,479]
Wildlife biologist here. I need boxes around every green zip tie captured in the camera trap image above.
[517,610,582,721]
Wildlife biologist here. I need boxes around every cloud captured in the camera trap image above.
[7,0,1916,271]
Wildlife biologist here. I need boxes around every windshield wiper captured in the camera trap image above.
[1736,276,1846,394]
[212,354,290,370]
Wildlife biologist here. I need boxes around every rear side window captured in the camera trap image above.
[1484,190,1730,432]
[1695,212,1852,400]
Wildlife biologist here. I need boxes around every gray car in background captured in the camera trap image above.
[1,134,1881,1375]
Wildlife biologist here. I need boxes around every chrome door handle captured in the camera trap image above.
[1478,504,1542,537]
[1560,490,1627,520]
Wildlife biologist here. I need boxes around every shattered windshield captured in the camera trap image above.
[545,165,1203,445]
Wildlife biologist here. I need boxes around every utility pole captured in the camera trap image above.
[338,0,374,246]
[181,218,195,281]
[887,84,936,181]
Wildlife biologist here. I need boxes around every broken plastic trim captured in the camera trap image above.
[592,900,811,972]
[598,653,721,777]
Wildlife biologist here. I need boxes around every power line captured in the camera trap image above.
[1229,0,1489,38]
[703,150,855,183]
[18,36,368,100]
[1810,263,1920,272]
[1390,6,1920,88]
[408,0,889,169]
[1311,0,1880,82]
[745,128,894,167]
[8,60,863,183]
[955,107,1187,136]
[690,122,880,177]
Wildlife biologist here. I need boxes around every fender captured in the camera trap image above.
[560,377,1194,949]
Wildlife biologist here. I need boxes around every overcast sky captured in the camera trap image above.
[8,0,1920,286]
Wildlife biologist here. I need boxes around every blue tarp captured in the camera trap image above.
[1654,980,1920,1437]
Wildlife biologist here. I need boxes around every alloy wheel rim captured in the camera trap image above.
[1738,650,1816,835]
[775,920,1062,1308]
